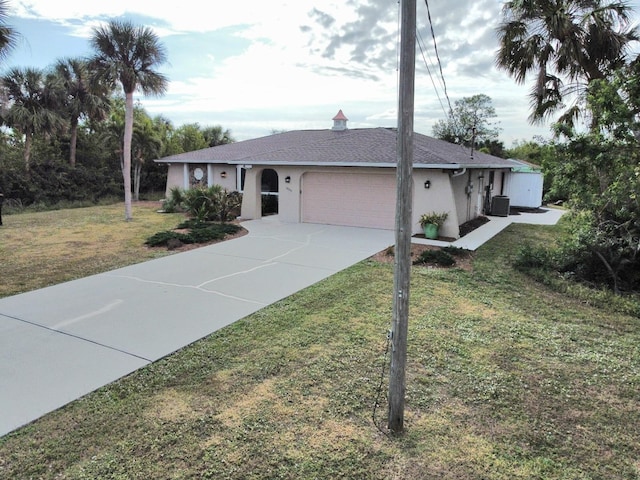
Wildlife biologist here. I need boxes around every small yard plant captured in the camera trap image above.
[160,186,186,213]
[442,245,470,257]
[418,211,448,228]
[413,248,456,267]
[162,185,241,222]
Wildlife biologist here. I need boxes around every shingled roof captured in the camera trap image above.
[155,127,519,170]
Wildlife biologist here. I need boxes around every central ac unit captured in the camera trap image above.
[491,196,510,217]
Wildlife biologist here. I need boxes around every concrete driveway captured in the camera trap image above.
[0,218,394,436]
[1,209,566,437]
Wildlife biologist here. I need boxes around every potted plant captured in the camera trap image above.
[419,211,448,239]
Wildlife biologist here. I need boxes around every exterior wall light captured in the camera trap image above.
[424,180,431,189]
[285,176,291,183]
[220,171,227,178]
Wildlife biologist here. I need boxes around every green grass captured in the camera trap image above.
[0,208,639,479]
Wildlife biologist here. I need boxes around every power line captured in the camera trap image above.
[424,0,453,115]
[416,28,448,118]
[421,0,470,152]
[417,28,446,95]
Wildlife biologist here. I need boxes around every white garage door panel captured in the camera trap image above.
[302,172,396,229]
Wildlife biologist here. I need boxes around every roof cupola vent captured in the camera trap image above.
[332,109,348,131]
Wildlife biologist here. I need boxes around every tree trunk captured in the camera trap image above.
[69,119,78,167]
[134,159,141,202]
[123,93,134,221]
[24,132,32,172]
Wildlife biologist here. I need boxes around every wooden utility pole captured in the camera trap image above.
[388,0,416,433]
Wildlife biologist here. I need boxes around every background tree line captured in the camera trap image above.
[0,6,233,211]
[431,1,640,294]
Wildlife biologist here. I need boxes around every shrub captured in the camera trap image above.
[218,190,242,222]
[514,242,555,270]
[0,162,121,206]
[442,246,469,257]
[514,210,640,294]
[145,222,241,248]
[183,185,242,222]
[183,185,220,222]
[550,210,639,294]
[145,231,189,247]
[413,249,456,267]
[161,187,186,213]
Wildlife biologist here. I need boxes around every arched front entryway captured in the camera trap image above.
[261,168,279,216]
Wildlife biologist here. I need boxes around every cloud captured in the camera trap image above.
[305,0,397,71]
[15,0,636,145]
[12,0,292,32]
[308,8,336,29]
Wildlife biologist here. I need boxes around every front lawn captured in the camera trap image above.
[0,202,186,298]
[0,209,638,478]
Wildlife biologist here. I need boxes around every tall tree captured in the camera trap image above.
[202,125,234,147]
[0,67,65,170]
[54,57,111,167]
[496,0,638,127]
[173,123,208,152]
[0,0,17,64]
[152,114,182,157]
[432,94,502,149]
[90,20,168,221]
[131,111,162,201]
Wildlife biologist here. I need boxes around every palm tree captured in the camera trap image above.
[89,20,167,221]
[131,109,162,201]
[1,67,66,170]
[496,0,638,127]
[0,0,17,64]
[54,58,111,167]
[202,125,235,147]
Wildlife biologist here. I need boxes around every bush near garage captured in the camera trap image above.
[145,220,241,248]
[160,185,243,221]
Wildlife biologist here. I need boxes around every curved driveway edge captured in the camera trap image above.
[0,218,394,436]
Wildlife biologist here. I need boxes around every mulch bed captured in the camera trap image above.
[171,225,248,252]
[370,244,475,271]
[459,215,490,237]
[372,216,489,271]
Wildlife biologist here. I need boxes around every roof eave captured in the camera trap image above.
[226,161,467,169]
[462,163,518,169]
[154,159,516,169]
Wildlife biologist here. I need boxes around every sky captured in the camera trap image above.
[4,0,640,145]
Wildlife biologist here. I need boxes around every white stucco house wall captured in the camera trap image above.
[155,111,525,238]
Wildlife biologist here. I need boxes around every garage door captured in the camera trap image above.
[302,172,397,229]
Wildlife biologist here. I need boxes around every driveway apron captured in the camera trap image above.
[0,219,394,436]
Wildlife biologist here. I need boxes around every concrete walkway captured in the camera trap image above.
[413,207,566,250]
[0,209,564,437]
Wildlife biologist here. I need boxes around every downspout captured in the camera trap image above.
[449,167,469,227]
